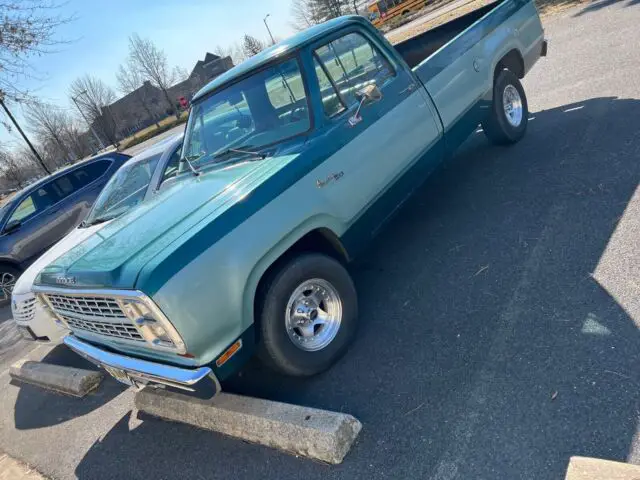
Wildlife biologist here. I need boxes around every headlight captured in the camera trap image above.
[120,299,186,353]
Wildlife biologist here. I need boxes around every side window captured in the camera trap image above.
[313,57,346,118]
[7,186,57,224]
[8,196,36,223]
[161,146,182,184]
[314,32,395,106]
[52,173,76,199]
[71,159,112,189]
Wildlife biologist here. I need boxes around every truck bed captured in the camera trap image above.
[394,1,500,69]
[392,0,544,156]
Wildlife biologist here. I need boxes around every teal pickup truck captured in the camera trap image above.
[34,0,546,398]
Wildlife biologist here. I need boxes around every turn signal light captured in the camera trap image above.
[215,339,243,367]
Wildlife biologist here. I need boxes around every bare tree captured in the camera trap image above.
[242,35,266,58]
[127,33,179,118]
[214,43,245,66]
[69,74,118,146]
[116,59,160,128]
[291,0,354,30]
[291,0,323,30]
[23,101,74,162]
[0,1,72,102]
[0,147,36,189]
[172,66,189,82]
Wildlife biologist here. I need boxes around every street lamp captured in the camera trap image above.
[263,14,275,45]
[71,90,105,150]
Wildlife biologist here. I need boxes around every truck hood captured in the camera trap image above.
[13,222,110,295]
[35,153,299,292]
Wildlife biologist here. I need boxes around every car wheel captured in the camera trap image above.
[257,253,358,377]
[482,68,529,145]
[0,265,21,307]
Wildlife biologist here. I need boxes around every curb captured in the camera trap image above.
[136,388,362,464]
[0,452,47,479]
[565,456,640,479]
[9,360,103,398]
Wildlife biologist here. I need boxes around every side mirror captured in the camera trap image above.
[356,83,383,103]
[3,219,21,234]
[349,83,383,127]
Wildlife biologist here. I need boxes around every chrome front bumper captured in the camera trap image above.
[64,336,220,399]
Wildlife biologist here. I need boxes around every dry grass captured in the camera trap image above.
[119,111,189,150]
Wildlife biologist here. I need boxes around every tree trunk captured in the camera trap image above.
[135,91,160,128]
[161,88,178,120]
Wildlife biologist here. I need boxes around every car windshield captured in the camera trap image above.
[182,57,310,168]
[82,154,161,227]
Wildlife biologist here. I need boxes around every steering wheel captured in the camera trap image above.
[288,106,307,123]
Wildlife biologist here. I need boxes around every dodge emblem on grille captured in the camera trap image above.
[55,276,77,285]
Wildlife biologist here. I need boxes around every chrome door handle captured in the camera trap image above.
[399,83,417,95]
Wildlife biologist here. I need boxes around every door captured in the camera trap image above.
[60,159,113,227]
[1,184,70,264]
[309,29,442,225]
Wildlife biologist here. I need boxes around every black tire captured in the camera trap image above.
[0,264,21,307]
[256,253,358,377]
[482,68,528,145]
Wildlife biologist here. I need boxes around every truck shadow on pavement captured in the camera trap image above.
[12,345,127,430]
[72,97,639,480]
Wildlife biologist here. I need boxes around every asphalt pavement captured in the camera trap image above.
[0,1,639,479]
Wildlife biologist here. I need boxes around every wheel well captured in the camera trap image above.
[0,259,22,272]
[253,228,349,334]
[495,49,524,79]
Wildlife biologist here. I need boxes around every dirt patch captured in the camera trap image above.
[536,0,591,15]
[386,0,495,45]
[385,0,589,45]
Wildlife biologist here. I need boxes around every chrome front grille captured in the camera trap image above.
[60,316,144,342]
[42,293,144,343]
[46,294,125,319]
[13,297,37,322]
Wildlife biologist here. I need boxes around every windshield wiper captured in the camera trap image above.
[180,153,203,176]
[80,215,117,228]
[212,146,267,163]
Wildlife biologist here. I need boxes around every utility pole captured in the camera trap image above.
[0,97,51,174]
[263,14,276,45]
[71,91,105,150]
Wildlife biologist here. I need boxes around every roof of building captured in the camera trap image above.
[203,52,220,64]
[192,15,368,102]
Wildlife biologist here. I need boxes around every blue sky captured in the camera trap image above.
[2,0,295,146]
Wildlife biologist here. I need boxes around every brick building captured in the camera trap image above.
[94,53,234,141]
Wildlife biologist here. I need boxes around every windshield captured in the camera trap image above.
[182,57,310,168]
[82,154,160,226]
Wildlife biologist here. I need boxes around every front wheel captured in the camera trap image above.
[0,264,20,307]
[257,253,358,377]
[482,69,529,145]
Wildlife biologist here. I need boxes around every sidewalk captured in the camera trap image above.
[0,453,46,480]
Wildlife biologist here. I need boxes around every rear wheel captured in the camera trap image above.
[256,253,358,377]
[0,264,21,307]
[482,69,528,145]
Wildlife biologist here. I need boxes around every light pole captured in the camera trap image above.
[71,90,105,150]
[0,96,50,174]
[263,14,275,45]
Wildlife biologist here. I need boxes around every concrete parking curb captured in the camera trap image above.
[0,453,47,479]
[9,360,103,398]
[565,456,640,479]
[136,388,362,464]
